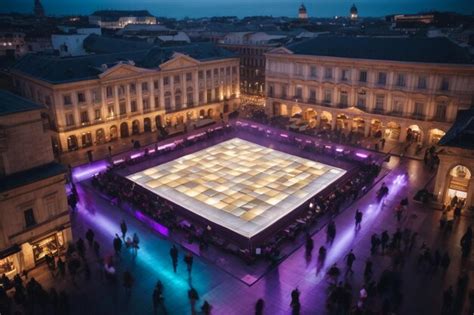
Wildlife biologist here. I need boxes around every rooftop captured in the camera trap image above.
[0,90,44,116]
[83,34,154,54]
[438,108,474,150]
[13,42,236,84]
[91,10,154,18]
[0,162,66,193]
[285,37,473,64]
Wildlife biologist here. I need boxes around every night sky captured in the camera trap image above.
[2,0,473,18]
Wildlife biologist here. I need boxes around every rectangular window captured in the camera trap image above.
[324,89,332,103]
[295,63,304,76]
[324,67,333,79]
[165,97,171,110]
[77,92,86,103]
[340,91,348,106]
[63,94,72,106]
[80,111,89,123]
[232,66,237,74]
[281,85,287,98]
[377,72,387,85]
[206,89,212,101]
[198,71,204,79]
[131,100,137,112]
[186,72,192,82]
[359,71,367,83]
[213,69,218,76]
[163,77,169,86]
[24,209,36,228]
[119,101,126,115]
[310,66,317,78]
[187,92,193,105]
[214,87,219,100]
[175,94,181,108]
[341,69,350,81]
[45,95,51,106]
[92,89,101,103]
[268,85,274,97]
[142,82,148,92]
[130,83,136,95]
[375,95,385,109]
[108,105,114,117]
[414,102,424,115]
[396,74,406,87]
[226,67,230,75]
[435,103,447,120]
[295,86,303,99]
[174,75,180,84]
[309,89,316,102]
[154,96,159,109]
[143,98,150,110]
[357,92,366,108]
[417,76,427,89]
[118,85,125,97]
[65,113,74,126]
[440,77,449,91]
[199,91,204,104]
[206,70,212,79]
[153,80,159,90]
[94,109,101,120]
[106,86,113,98]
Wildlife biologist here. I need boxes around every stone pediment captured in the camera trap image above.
[160,54,200,70]
[99,64,147,80]
[268,47,294,55]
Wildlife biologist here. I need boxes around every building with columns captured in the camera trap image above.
[10,43,240,153]
[434,108,474,209]
[265,36,474,147]
[0,90,71,275]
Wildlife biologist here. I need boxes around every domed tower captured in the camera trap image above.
[350,3,358,21]
[33,0,45,17]
[298,3,308,20]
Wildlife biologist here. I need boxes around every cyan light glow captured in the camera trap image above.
[128,138,346,238]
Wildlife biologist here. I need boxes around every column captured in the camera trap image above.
[149,79,155,111]
[316,114,321,127]
[364,121,371,137]
[331,117,336,130]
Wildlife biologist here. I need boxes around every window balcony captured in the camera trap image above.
[337,103,348,109]
[307,98,317,104]
[371,108,385,114]
[390,111,404,117]
[432,115,447,122]
[411,113,426,121]
[356,105,367,111]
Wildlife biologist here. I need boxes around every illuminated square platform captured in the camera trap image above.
[127,138,346,239]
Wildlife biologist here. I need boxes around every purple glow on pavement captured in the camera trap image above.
[130,152,144,159]
[158,143,175,150]
[148,149,156,154]
[134,210,169,237]
[356,152,368,158]
[295,138,303,142]
[113,159,124,165]
[325,145,332,149]
[73,160,108,182]
[306,140,312,144]
[336,148,344,153]
[251,124,258,128]
[280,133,288,138]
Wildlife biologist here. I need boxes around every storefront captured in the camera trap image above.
[0,245,21,278]
[31,231,65,264]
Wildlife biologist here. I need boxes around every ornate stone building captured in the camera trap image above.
[265,37,474,147]
[0,90,71,275]
[10,43,240,153]
[434,108,474,208]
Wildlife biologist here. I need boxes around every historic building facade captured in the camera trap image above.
[264,37,474,147]
[10,44,240,153]
[0,90,71,275]
[434,108,474,209]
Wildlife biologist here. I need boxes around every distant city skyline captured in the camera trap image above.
[2,0,473,18]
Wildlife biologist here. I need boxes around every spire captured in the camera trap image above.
[34,0,45,17]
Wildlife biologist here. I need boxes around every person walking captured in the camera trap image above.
[355,209,363,229]
[290,288,300,315]
[305,234,314,256]
[327,220,336,244]
[76,238,85,258]
[123,270,134,295]
[345,249,356,276]
[132,233,140,255]
[93,241,100,257]
[255,298,264,315]
[85,228,95,247]
[57,257,65,278]
[188,287,199,314]
[184,252,194,276]
[113,234,122,256]
[201,301,212,315]
[381,231,390,254]
[364,259,373,282]
[370,233,379,255]
[153,280,165,314]
[120,220,128,240]
[170,245,178,273]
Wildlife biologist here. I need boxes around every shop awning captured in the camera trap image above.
[0,244,21,259]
